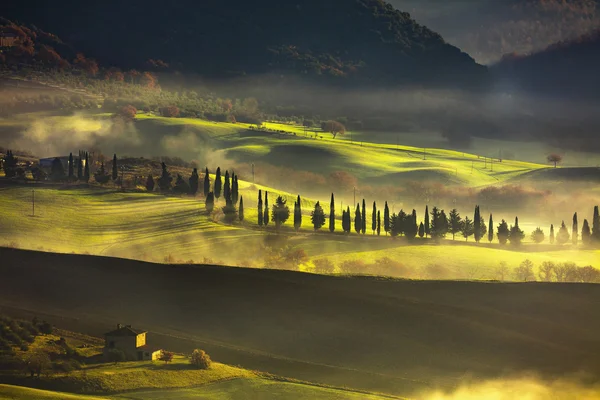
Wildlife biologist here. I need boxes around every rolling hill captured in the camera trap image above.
[0,248,599,398]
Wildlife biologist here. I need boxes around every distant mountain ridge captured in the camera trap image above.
[2,0,487,88]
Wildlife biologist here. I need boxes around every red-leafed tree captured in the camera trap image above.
[74,53,99,76]
[159,106,180,118]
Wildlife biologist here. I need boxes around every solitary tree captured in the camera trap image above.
[361,199,366,235]
[572,212,578,246]
[329,193,336,233]
[556,221,570,245]
[474,205,481,242]
[321,120,346,139]
[354,204,362,234]
[159,350,174,364]
[488,214,494,243]
[112,154,118,181]
[145,175,155,192]
[371,202,377,234]
[424,205,430,238]
[214,167,222,201]
[311,201,326,231]
[531,227,545,244]
[497,219,510,245]
[263,191,270,226]
[462,216,474,241]
[189,168,199,195]
[190,349,211,369]
[377,210,381,236]
[508,216,525,246]
[550,224,555,244]
[582,219,591,245]
[258,190,263,227]
[384,202,390,235]
[68,153,74,180]
[294,195,302,231]
[203,168,210,197]
[239,196,244,221]
[272,196,290,232]
[448,209,462,240]
[547,153,562,168]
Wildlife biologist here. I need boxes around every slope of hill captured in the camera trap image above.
[0,248,599,397]
[3,0,487,88]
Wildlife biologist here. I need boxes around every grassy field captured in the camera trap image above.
[1,248,599,397]
[0,186,597,279]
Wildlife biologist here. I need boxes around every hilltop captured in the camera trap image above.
[3,0,486,88]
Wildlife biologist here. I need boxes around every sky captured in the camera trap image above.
[388,0,600,64]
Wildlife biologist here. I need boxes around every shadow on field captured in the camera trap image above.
[0,247,599,397]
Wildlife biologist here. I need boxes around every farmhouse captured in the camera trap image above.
[103,324,161,361]
[0,32,18,47]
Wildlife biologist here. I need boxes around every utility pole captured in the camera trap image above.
[32,189,35,216]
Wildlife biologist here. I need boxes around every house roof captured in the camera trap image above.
[104,325,146,337]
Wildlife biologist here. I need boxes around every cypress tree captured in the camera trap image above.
[214,167,222,200]
[329,193,335,233]
[258,190,263,227]
[377,210,381,236]
[550,224,555,244]
[556,220,570,245]
[384,201,390,235]
[448,209,462,240]
[77,157,83,180]
[272,195,290,232]
[205,192,215,212]
[294,195,302,231]
[474,205,481,243]
[145,175,155,192]
[83,152,90,182]
[462,216,474,241]
[345,206,351,234]
[593,206,600,243]
[223,170,231,201]
[488,214,494,242]
[361,199,366,235]
[157,162,173,191]
[263,191,269,226]
[582,219,591,245]
[508,216,525,246]
[406,209,418,239]
[311,201,325,231]
[418,222,425,238]
[112,154,118,181]
[354,204,362,234]
[189,168,199,195]
[371,202,377,234]
[572,212,578,246]
[68,153,74,180]
[424,205,430,238]
[239,196,244,221]
[232,175,239,204]
[203,168,210,197]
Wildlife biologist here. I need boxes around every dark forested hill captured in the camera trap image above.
[492,30,600,99]
[2,0,487,88]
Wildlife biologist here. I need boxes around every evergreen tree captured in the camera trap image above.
[83,152,90,183]
[203,168,210,197]
[344,206,351,234]
[294,195,302,231]
[77,157,83,180]
[384,201,390,235]
[272,195,290,232]
[371,201,377,234]
[93,162,110,184]
[258,190,263,227]
[361,199,366,235]
[478,215,487,240]
[593,206,600,244]
[389,213,400,237]
[354,204,362,234]
[112,154,118,181]
[173,174,190,194]
[239,196,244,221]
[430,207,448,240]
[406,209,418,239]
[377,210,381,236]
[2,150,17,178]
[214,167,222,200]
[497,219,510,245]
[572,212,578,246]
[488,214,494,243]
[418,222,425,238]
[462,216,474,241]
[68,153,74,180]
[474,205,481,242]
[329,193,335,233]
[50,157,65,181]
[556,220,570,245]
[145,175,155,192]
[205,192,215,212]
[531,227,545,243]
[232,174,239,204]
[582,219,591,245]
[311,201,326,231]
[189,168,199,195]
[223,170,231,202]
[263,191,270,226]
[550,224,555,244]
[157,162,172,191]
[508,216,525,246]
[221,193,237,223]
[424,205,430,238]
[448,209,462,240]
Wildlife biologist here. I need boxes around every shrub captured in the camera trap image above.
[339,260,366,274]
[107,348,126,364]
[190,349,211,369]
[159,350,174,364]
[313,258,335,274]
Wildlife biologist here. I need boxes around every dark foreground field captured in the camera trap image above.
[0,248,599,397]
